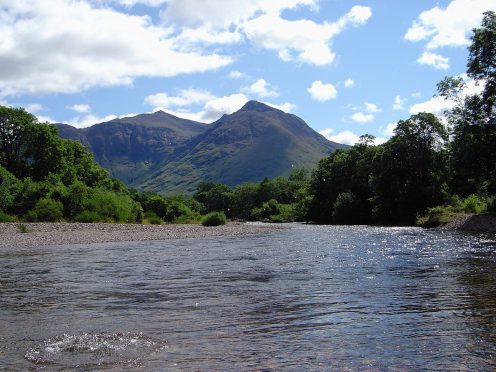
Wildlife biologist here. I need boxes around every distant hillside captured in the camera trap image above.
[57,101,346,194]
[56,111,207,184]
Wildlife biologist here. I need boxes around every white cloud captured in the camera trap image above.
[144,88,216,108]
[111,0,168,7]
[364,102,381,113]
[264,101,295,113]
[0,0,232,97]
[25,103,44,113]
[68,114,118,128]
[417,52,450,70]
[404,0,496,49]
[228,70,247,79]
[172,28,242,47]
[308,80,338,102]
[326,130,360,145]
[393,95,407,111]
[409,76,483,119]
[344,78,355,88]
[162,0,318,28]
[152,93,249,123]
[381,122,397,137]
[351,112,374,123]
[243,5,371,65]
[409,96,455,118]
[68,104,91,114]
[319,128,334,138]
[246,79,278,98]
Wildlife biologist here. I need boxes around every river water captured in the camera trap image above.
[1,224,496,370]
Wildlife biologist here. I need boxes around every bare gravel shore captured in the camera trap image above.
[0,222,285,248]
[440,213,496,233]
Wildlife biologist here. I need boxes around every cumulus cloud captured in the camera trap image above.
[68,104,92,114]
[409,96,456,117]
[146,88,295,123]
[409,76,484,119]
[417,52,450,70]
[308,81,338,102]
[404,0,496,49]
[144,89,216,108]
[320,129,360,145]
[351,112,374,123]
[381,122,397,137]
[67,114,118,128]
[0,0,232,97]
[405,0,496,70]
[161,0,318,28]
[246,79,279,98]
[364,102,381,113]
[242,5,371,65]
[393,95,407,111]
[344,78,355,88]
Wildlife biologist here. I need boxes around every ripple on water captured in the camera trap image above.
[24,332,166,368]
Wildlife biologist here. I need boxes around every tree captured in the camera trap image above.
[370,113,448,225]
[438,12,496,196]
[467,11,496,121]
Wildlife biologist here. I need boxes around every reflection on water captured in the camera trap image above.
[1,225,496,370]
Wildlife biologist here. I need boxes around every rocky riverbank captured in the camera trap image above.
[440,213,496,233]
[0,222,285,248]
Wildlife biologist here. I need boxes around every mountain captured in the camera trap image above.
[56,101,346,194]
[56,111,207,184]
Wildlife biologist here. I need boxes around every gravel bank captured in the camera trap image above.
[440,213,496,233]
[0,222,285,248]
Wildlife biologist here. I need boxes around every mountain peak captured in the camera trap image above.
[239,100,278,113]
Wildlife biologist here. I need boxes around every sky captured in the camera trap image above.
[1,0,495,145]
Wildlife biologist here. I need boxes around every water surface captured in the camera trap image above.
[1,224,496,370]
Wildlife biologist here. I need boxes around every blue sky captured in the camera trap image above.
[1,0,495,144]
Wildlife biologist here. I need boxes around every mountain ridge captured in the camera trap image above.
[56,101,346,194]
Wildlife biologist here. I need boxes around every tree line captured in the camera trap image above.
[0,12,495,226]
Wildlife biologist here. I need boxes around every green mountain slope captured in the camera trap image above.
[57,101,346,194]
[138,101,346,194]
[56,111,207,184]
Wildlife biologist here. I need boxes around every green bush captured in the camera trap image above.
[462,194,487,214]
[144,211,162,225]
[416,205,455,228]
[0,211,15,222]
[83,189,141,223]
[73,210,101,223]
[26,198,63,222]
[202,211,227,226]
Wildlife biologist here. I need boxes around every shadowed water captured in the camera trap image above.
[1,224,496,370]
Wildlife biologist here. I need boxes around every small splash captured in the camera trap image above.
[25,332,166,368]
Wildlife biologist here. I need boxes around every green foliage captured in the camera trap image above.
[82,189,142,223]
[462,194,487,214]
[251,199,282,221]
[332,192,361,225]
[26,198,64,222]
[18,223,28,233]
[0,211,15,222]
[202,211,227,226]
[416,205,456,228]
[144,211,162,225]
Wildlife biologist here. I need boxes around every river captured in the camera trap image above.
[1,224,495,370]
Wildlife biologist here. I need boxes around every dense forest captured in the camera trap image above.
[0,11,495,227]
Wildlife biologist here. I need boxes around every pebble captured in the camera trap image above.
[0,222,285,248]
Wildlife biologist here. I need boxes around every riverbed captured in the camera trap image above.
[1,224,495,370]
